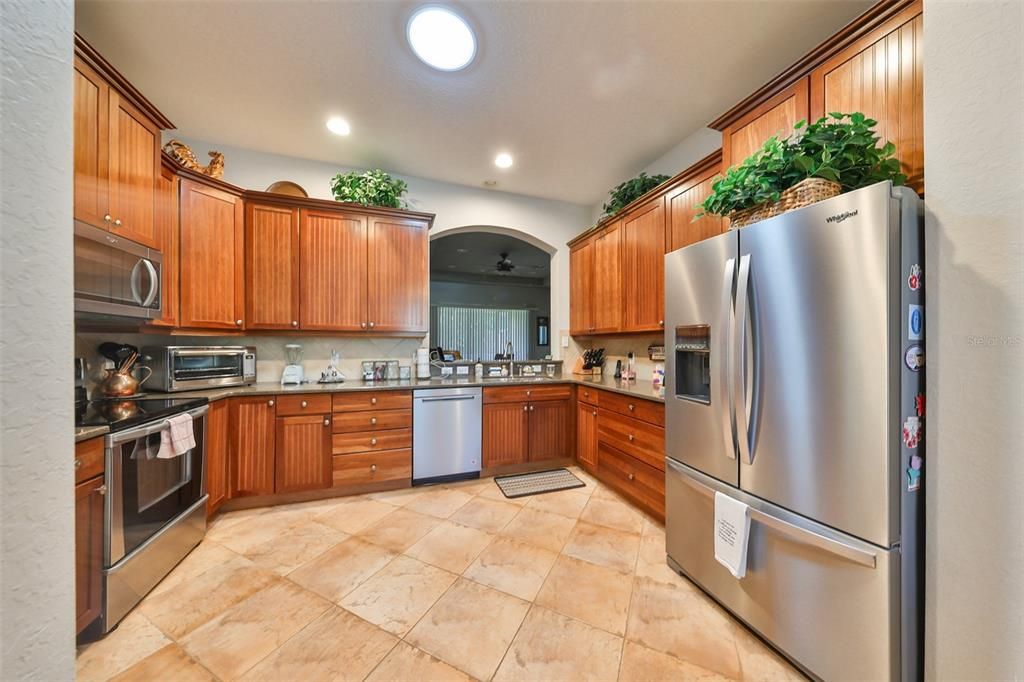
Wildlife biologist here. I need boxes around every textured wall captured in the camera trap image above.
[0,0,76,678]
[923,1,1024,678]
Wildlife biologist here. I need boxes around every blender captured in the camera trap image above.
[281,343,304,385]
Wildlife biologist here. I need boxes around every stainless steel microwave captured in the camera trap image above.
[74,221,162,319]
[144,346,257,392]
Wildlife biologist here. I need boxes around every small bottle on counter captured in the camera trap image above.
[475,360,483,380]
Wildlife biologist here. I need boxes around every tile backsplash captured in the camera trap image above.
[75,332,427,393]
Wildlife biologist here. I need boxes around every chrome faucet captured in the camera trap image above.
[505,341,514,377]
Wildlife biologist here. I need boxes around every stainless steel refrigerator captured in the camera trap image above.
[663,181,924,681]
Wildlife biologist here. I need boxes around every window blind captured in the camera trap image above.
[431,305,530,362]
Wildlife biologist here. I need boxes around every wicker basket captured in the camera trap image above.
[728,177,842,228]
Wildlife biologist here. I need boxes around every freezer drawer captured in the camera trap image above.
[666,459,906,681]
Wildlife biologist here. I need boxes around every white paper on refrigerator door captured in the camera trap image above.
[714,491,751,578]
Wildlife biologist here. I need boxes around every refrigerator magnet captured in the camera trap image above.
[902,416,922,449]
[908,264,923,291]
[908,304,924,341]
[905,345,925,371]
[907,468,921,492]
[915,393,926,417]
[910,455,923,471]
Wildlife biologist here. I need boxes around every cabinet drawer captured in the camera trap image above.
[577,386,600,407]
[75,437,105,485]
[483,384,573,404]
[333,391,411,413]
[332,450,411,487]
[332,429,411,455]
[597,442,665,518]
[331,409,411,433]
[275,394,332,416]
[598,409,665,471]
[599,391,664,426]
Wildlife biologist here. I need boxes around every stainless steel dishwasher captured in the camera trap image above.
[412,386,482,485]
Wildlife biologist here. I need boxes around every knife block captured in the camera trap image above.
[571,357,600,376]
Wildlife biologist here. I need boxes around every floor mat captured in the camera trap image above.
[493,468,585,498]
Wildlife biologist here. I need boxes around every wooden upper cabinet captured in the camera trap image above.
[230,396,277,497]
[569,238,595,335]
[810,5,923,193]
[246,202,300,330]
[73,57,109,230]
[482,401,529,468]
[151,162,180,327]
[275,414,331,493]
[179,178,245,330]
[528,399,571,461]
[621,198,666,332]
[592,221,622,334]
[722,78,809,170]
[299,208,368,331]
[107,91,160,248]
[666,153,725,252]
[368,217,430,334]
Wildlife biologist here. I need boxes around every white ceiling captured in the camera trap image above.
[76,0,871,206]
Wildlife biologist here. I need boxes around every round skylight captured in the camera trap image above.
[407,6,476,71]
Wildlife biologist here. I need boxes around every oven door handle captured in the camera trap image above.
[107,405,210,446]
[171,348,246,357]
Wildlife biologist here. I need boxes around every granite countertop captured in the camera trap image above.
[74,374,664,441]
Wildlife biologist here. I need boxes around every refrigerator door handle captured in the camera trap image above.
[733,254,753,464]
[719,257,736,459]
[667,459,877,569]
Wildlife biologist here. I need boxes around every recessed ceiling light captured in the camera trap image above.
[494,153,513,169]
[407,6,476,71]
[326,116,351,136]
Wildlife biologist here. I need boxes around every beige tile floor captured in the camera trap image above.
[77,467,805,682]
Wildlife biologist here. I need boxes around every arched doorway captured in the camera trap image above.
[429,229,553,363]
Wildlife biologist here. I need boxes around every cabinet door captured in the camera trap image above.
[722,78,809,171]
[666,170,725,252]
[576,402,599,472]
[482,402,529,468]
[75,475,104,634]
[246,203,300,330]
[621,198,666,332]
[299,208,367,331]
[150,164,180,327]
[107,90,160,248]
[276,414,331,493]
[179,178,245,330]
[73,57,110,230]
[230,397,277,497]
[592,221,622,333]
[527,399,571,461]
[810,8,923,194]
[368,216,429,333]
[569,239,595,335]
[206,399,229,516]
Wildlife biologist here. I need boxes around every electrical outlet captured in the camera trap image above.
[561,335,569,348]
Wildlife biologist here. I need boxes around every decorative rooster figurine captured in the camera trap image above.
[162,139,225,179]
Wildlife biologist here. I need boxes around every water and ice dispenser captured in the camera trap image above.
[674,325,711,404]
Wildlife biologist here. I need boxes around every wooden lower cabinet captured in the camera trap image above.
[275,414,332,493]
[332,450,411,487]
[482,387,573,468]
[527,400,571,462]
[482,401,529,467]
[229,396,276,496]
[206,400,229,516]
[75,473,105,634]
[576,402,598,472]
[596,442,665,520]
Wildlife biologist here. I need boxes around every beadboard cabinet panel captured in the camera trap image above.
[230,397,277,497]
[151,163,180,327]
[299,209,368,331]
[275,414,332,493]
[246,203,300,330]
[482,402,529,468]
[107,91,160,249]
[368,217,430,333]
[592,222,622,334]
[569,238,596,335]
[73,57,110,230]
[722,78,810,171]
[667,173,725,252]
[621,199,666,332]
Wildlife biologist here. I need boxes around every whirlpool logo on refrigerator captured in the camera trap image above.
[825,210,859,224]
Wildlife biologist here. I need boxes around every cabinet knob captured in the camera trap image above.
[628,403,635,411]
[236,319,243,326]
[592,410,597,416]
[628,434,635,442]
[523,405,528,411]
[370,417,377,425]
[268,399,275,407]
[361,322,367,329]
[291,320,298,327]
[627,473,635,481]
[301,400,308,408]
[371,397,377,405]
[370,437,378,446]
[526,390,531,396]
[368,321,375,329]
[74,458,82,469]
[323,418,330,426]
[370,464,378,473]
[529,405,534,412]
[95,484,108,495]
[104,214,112,223]
[114,218,122,226]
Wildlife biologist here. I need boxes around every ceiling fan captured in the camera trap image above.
[495,252,515,275]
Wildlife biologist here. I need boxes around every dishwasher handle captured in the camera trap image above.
[417,395,479,403]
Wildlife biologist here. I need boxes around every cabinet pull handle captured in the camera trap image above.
[526,390,531,396]
[523,405,528,411]
[627,473,635,481]
[301,400,308,408]
[323,418,330,426]
[75,458,82,469]
[628,434,635,442]
[114,218,122,226]
[361,322,367,329]
[370,417,377,425]
[371,398,377,405]
[104,214,112,222]
[659,319,664,326]
[95,484,108,495]
[268,400,275,407]
[628,403,635,411]
[368,321,375,329]
[291,320,298,327]
[592,410,597,416]
[370,464,378,473]
[529,405,534,412]
[370,437,378,446]
[236,319,243,326]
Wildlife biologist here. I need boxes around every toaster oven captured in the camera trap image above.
[144,346,256,392]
